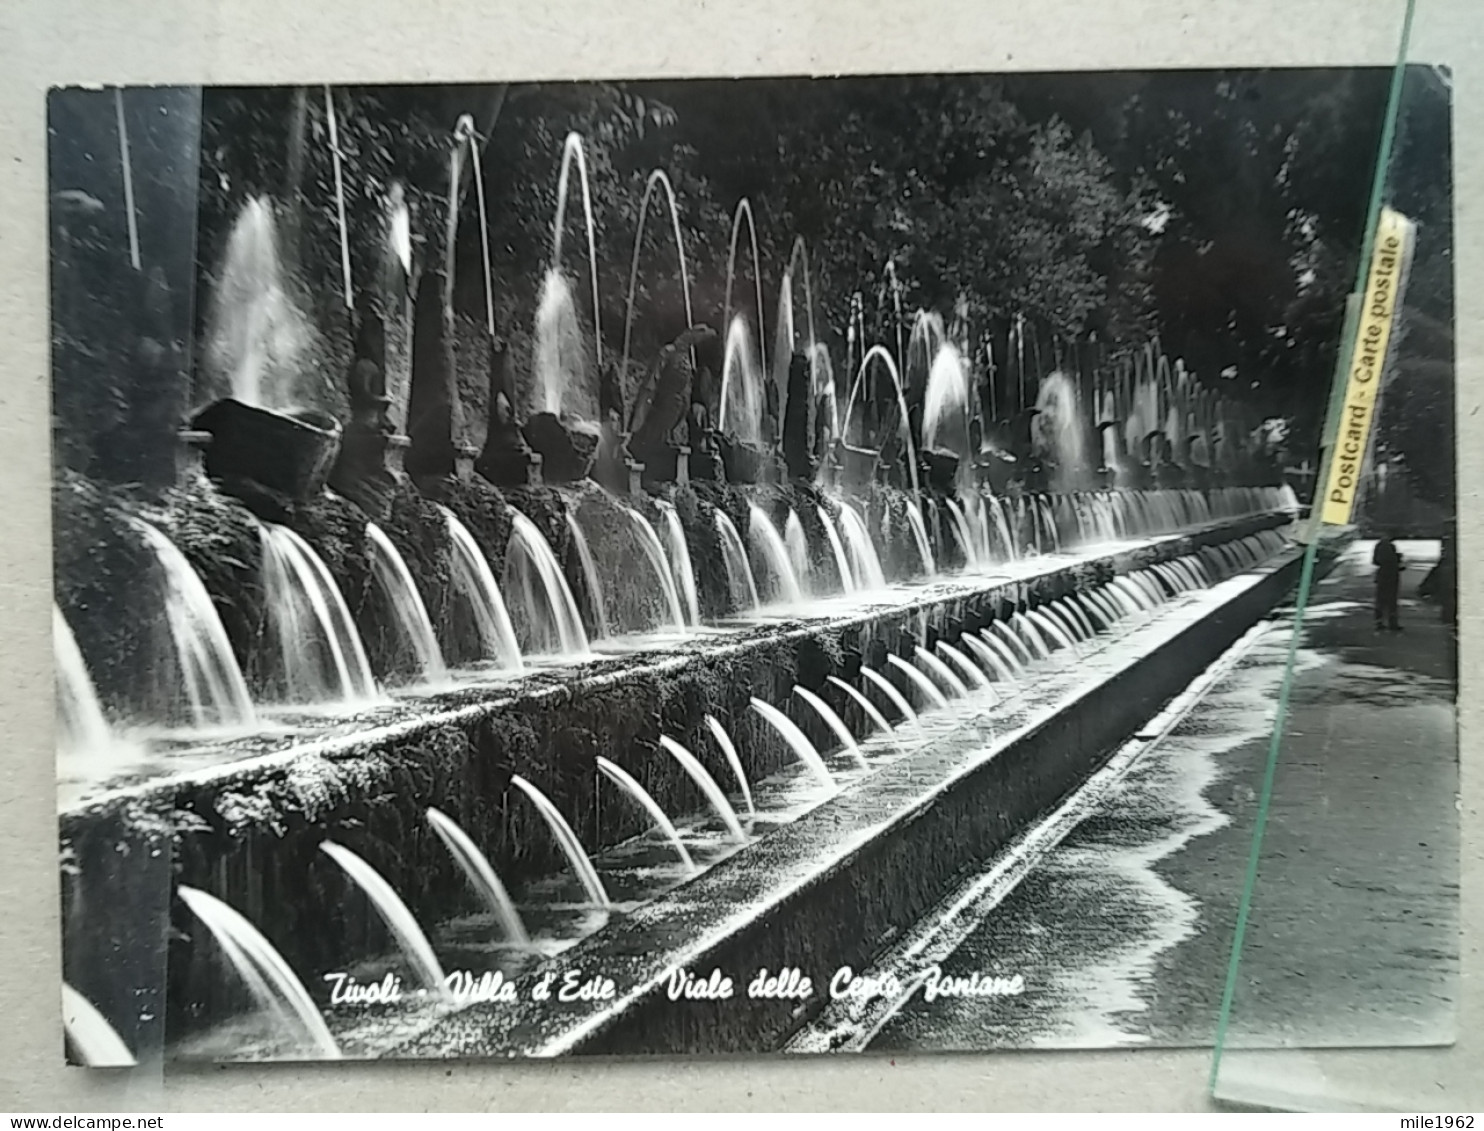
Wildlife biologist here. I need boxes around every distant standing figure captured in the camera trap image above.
[1373,535,1404,632]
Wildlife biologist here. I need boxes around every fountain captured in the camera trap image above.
[620,505,687,634]
[783,510,811,593]
[54,605,112,757]
[177,886,341,1058]
[914,645,970,698]
[826,675,895,737]
[655,500,701,628]
[747,503,804,605]
[749,698,835,789]
[620,169,695,384]
[861,667,919,724]
[259,524,379,703]
[509,775,610,907]
[595,757,696,874]
[203,197,314,410]
[937,641,991,690]
[704,715,754,817]
[440,507,523,670]
[723,198,768,382]
[426,807,530,947]
[656,737,746,843]
[564,511,611,640]
[713,511,761,612]
[132,518,255,728]
[717,315,766,447]
[835,501,887,589]
[366,522,448,685]
[792,686,868,770]
[61,983,136,1067]
[503,512,589,657]
[886,654,949,710]
[817,507,856,592]
[319,842,447,993]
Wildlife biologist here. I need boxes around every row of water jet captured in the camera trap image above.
[161,528,1290,1059]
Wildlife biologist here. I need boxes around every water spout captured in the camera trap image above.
[826,675,894,737]
[426,807,530,947]
[177,886,341,1058]
[861,667,920,724]
[439,507,523,669]
[504,512,590,657]
[260,524,379,703]
[714,511,760,612]
[595,757,696,874]
[510,775,610,906]
[886,654,950,710]
[836,502,887,590]
[793,686,869,770]
[132,519,255,728]
[747,503,804,605]
[818,507,856,593]
[750,698,835,789]
[61,983,135,1068]
[54,605,112,757]
[657,736,746,842]
[319,842,446,994]
[914,644,969,698]
[565,511,610,640]
[621,505,687,634]
[366,523,448,684]
[937,641,991,690]
[656,501,701,628]
[704,715,754,816]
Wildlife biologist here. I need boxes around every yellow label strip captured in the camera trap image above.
[1319,207,1415,526]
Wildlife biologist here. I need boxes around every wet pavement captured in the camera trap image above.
[855,539,1458,1051]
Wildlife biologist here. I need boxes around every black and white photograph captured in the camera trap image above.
[49,65,1457,1066]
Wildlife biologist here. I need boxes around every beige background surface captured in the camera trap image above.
[0,0,1478,1111]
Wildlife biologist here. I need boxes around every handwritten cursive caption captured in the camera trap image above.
[322,965,1025,1008]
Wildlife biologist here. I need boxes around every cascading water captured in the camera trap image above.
[704,715,754,816]
[426,807,530,947]
[862,667,920,724]
[366,523,448,685]
[595,757,696,874]
[132,519,255,728]
[503,512,590,657]
[54,605,112,757]
[177,886,341,1058]
[793,686,868,770]
[510,775,610,906]
[439,507,523,670]
[914,645,969,698]
[656,501,701,628]
[565,511,610,640]
[61,983,135,1068]
[904,503,936,576]
[747,503,804,605]
[319,841,447,994]
[621,505,687,634]
[750,698,835,789]
[657,737,747,843]
[937,641,991,690]
[886,654,950,710]
[835,502,887,590]
[826,675,894,737]
[259,524,379,703]
[783,511,811,594]
[817,507,856,593]
[714,511,761,613]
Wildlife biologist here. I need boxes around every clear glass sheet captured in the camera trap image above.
[1210,0,1474,1110]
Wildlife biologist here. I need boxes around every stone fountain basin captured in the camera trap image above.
[56,512,1294,1057]
[389,534,1332,1059]
[190,397,343,503]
